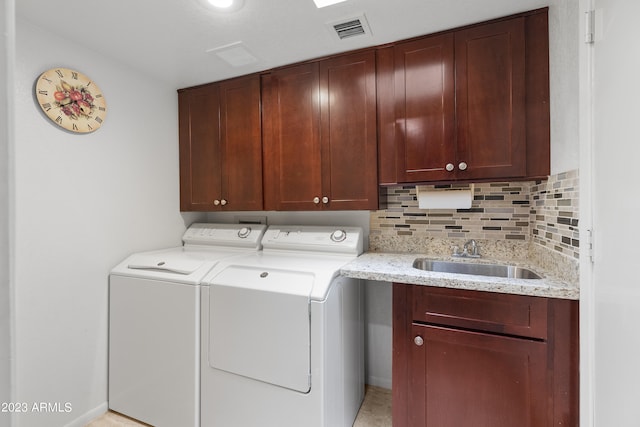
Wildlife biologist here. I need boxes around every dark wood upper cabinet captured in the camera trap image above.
[263,51,378,211]
[179,83,221,211]
[178,9,550,211]
[262,63,322,211]
[394,33,456,183]
[178,75,263,212]
[381,8,549,185]
[319,52,378,210]
[455,18,527,180]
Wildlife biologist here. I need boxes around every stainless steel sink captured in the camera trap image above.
[412,258,542,280]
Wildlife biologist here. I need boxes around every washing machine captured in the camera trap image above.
[108,223,266,427]
[200,225,364,427]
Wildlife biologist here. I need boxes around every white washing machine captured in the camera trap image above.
[108,223,266,427]
[200,225,364,427]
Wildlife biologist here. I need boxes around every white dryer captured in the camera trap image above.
[108,223,266,427]
[200,225,364,427]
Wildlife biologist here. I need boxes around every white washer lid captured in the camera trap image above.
[127,253,206,275]
[111,247,238,284]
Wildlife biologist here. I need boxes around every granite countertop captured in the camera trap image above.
[340,252,580,300]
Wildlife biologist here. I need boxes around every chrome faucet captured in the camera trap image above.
[452,239,481,258]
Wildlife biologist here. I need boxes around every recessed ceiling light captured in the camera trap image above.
[313,0,348,8]
[207,0,244,11]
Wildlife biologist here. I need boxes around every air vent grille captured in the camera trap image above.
[334,19,365,39]
[329,15,371,40]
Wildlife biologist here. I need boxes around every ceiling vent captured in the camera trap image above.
[206,41,259,67]
[328,14,372,40]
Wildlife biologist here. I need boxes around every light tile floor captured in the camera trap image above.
[353,385,392,427]
[85,385,392,427]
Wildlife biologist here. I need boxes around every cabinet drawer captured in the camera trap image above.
[411,285,548,339]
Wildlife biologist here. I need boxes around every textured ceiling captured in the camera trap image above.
[17,0,550,89]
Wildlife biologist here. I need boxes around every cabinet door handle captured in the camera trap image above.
[213,199,220,206]
[414,336,424,346]
[313,197,320,204]
[322,196,329,204]
[220,199,227,206]
[458,161,468,171]
[445,163,455,172]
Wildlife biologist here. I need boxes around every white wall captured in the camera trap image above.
[12,19,200,427]
[363,281,392,389]
[0,1,15,427]
[590,0,640,425]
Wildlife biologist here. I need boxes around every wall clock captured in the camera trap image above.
[35,67,107,133]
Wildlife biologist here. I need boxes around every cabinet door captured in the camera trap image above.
[395,33,456,183]
[455,18,526,180]
[409,324,548,427]
[262,64,323,210]
[319,51,378,210]
[179,84,222,211]
[219,75,263,211]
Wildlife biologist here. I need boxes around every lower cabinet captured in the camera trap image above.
[393,284,578,427]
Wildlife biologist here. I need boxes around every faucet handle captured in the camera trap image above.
[451,245,461,257]
[469,240,480,257]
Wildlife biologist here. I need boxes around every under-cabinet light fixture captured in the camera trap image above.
[313,0,348,8]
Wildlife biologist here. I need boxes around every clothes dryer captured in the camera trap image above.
[200,225,364,427]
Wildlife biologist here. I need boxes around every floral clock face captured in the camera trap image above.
[35,67,107,133]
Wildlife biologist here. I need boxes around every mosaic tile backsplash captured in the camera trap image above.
[370,170,579,260]
[531,170,580,259]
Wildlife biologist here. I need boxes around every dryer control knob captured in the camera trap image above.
[330,229,347,242]
[237,227,251,238]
